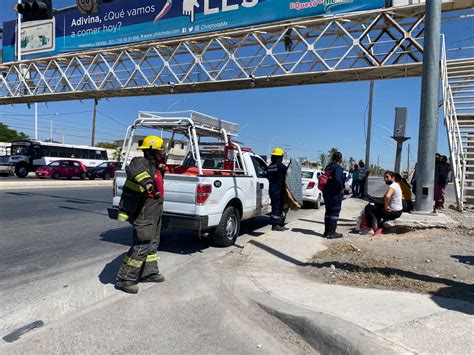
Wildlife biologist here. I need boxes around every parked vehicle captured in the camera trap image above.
[108,111,273,247]
[0,140,108,178]
[301,169,324,208]
[87,161,121,180]
[35,160,87,180]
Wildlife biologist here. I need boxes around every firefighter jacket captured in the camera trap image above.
[119,156,165,222]
[267,159,287,199]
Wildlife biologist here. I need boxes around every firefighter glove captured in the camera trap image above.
[145,182,156,194]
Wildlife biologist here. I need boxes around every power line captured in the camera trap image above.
[1,116,125,136]
[6,124,116,142]
[96,110,129,127]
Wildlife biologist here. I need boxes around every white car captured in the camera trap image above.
[301,169,324,208]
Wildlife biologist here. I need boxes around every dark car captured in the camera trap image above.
[87,161,121,180]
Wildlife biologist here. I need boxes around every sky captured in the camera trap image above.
[1,0,473,170]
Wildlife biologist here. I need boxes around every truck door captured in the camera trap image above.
[250,156,270,215]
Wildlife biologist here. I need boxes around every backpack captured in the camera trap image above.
[318,167,332,191]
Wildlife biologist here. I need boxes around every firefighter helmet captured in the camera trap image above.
[138,136,164,150]
[271,147,284,157]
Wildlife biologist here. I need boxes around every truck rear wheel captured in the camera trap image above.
[212,206,240,247]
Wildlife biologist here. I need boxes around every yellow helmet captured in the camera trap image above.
[138,136,164,150]
[271,147,284,157]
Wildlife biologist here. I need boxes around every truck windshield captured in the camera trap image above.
[11,144,30,156]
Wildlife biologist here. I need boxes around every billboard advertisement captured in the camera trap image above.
[2,0,385,62]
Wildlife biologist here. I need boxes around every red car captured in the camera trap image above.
[35,160,87,180]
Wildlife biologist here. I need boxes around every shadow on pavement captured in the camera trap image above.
[100,227,132,246]
[451,255,474,265]
[248,240,309,267]
[5,191,109,205]
[298,219,355,227]
[100,227,212,255]
[99,253,126,285]
[59,205,109,216]
[240,216,270,237]
[311,261,474,311]
[291,228,324,238]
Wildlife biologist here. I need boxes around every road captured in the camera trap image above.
[0,180,455,352]
[0,186,317,353]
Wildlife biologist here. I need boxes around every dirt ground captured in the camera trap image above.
[304,208,474,302]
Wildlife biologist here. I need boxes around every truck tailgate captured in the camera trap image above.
[112,171,199,216]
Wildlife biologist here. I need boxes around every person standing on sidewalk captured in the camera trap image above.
[358,160,369,199]
[434,155,451,209]
[267,147,288,231]
[351,164,360,197]
[322,152,345,239]
[115,136,167,294]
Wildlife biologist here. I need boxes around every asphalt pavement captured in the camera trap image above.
[0,186,317,353]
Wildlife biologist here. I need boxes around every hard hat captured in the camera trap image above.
[271,147,284,157]
[138,136,164,150]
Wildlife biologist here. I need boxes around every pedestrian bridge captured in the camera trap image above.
[0,1,472,105]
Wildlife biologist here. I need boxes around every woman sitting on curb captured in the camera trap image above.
[395,173,414,212]
[364,171,403,237]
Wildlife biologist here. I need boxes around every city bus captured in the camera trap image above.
[0,140,109,177]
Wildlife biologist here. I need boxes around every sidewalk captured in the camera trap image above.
[0,176,111,190]
[239,198,473,354]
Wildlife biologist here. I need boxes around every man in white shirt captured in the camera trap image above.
[364,171,403,236]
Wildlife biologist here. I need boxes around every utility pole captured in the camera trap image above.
[415,0,442,212]
[407,144,411,177]
[91,98,98,146]
[34,103,38,140]
[364,80,375,197]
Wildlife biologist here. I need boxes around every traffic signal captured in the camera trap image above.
[16,0,52,22]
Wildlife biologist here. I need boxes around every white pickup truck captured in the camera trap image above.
[108,111,272,247]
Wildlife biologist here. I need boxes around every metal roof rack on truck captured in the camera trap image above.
[134,111,240,138]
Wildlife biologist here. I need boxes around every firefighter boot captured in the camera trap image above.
[272,225,287,231]
[327,224,343,239]
[141,273,165,283]
[116,279,139,294]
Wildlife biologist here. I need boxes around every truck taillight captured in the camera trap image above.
[307,181,315,189]
[196,184,212,205]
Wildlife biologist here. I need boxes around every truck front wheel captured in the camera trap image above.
[212,206,240,247]
[15,164,29,178]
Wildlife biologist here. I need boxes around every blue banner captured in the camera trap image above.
[2,0,385,62]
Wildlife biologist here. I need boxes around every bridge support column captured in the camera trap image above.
[415,0,442,212]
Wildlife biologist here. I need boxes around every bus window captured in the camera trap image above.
[32,146,42,159]
[58,147,67,157]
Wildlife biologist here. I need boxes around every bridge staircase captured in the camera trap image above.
[442,38,474,209]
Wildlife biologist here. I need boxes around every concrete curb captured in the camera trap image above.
[255,296,414,355]
[0,180,112,190]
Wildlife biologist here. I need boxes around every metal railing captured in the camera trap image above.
[441,35,466,210]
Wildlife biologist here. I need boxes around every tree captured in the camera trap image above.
[319,153,327,168]
[112,147,123,162]
[0,123,28,142]
[96,142,118,149]
[327,147,339,163]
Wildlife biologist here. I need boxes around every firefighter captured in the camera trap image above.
[115,135,167,294]
[267,147,288,231]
